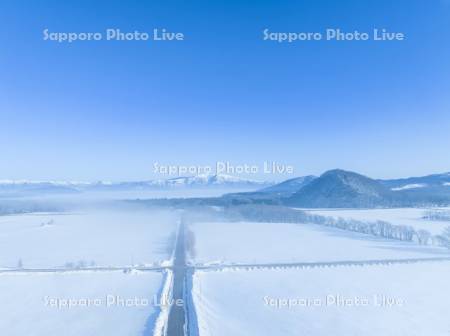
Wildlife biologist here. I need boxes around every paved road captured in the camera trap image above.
[166,221,188,336]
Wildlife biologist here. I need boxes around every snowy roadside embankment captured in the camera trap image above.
[152,269,174,336]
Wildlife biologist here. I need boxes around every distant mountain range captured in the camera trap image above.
[379,172,450,190]
[0,174,272,197]
[2,170,450,207]
[226,169,450,208]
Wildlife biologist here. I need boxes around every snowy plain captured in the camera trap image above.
[0,270,163,336]
[192,263,450,336]
[302,208,450,235]
[0,210,178,269]
[188,221,449,266]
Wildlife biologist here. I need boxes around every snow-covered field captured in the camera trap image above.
[0,210,178,269]
[303,208,450,235]
[0,270,164,336]
[192,262,450,336]
[2,208,448,335]
[188,221,449,266]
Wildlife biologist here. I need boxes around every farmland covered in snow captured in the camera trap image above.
[188,221,449,266]
[192,262,450,336]
[0,210,178,269]
[0,271,164,336]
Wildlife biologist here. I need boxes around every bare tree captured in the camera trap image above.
[416,230,432,245]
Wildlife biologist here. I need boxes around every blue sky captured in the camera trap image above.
[0,0,449,181]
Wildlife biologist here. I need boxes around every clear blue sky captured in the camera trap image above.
[0,0,449,181]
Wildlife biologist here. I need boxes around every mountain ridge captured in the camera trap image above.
[0,174,273,196]
[285,169,395,208]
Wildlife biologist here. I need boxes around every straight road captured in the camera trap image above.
[166,221,188,336]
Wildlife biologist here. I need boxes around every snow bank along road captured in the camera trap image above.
[192,256,450,272]
[0,266,166,274]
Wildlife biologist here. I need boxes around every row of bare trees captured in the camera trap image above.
[225,205,450,249]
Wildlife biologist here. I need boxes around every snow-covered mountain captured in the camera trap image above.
[163,174,268,187]
[91,174,270,190]
[259,175,316,196]
[0,174,272,196]
[222,170,450,208]
[0,180,82,195]
[379,172,450,191]
[273,170,450,208]
[286,169,394,208]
